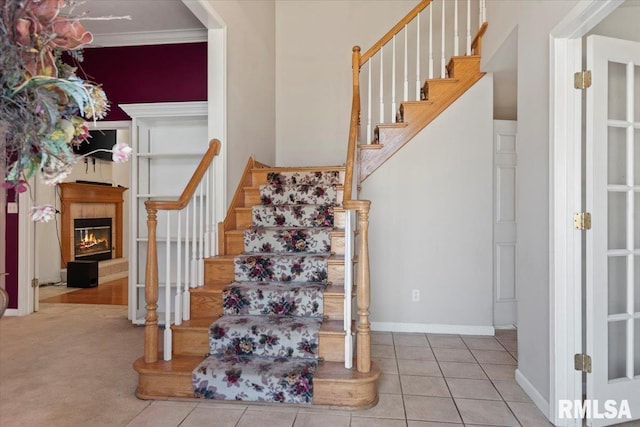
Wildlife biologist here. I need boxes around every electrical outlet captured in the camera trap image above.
[7,202,18,214]
[412,289,420,302]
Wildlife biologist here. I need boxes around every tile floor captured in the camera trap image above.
[125,330,554,427]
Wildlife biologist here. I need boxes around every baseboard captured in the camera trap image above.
[371,321,495,336]
[515,368,551,421]
[3,308,19,317]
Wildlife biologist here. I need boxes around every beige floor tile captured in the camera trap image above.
[180,407,245,427]
[493,380,532,403]
[126,404,193,427]
[403,395,462,423]
[446,378,501,400]
[351,418,408,427]
[408,422,464,427]
[293,412,350,427]
[398,359,442,376]
[400,375,450,397]
[507,401,553,426]
[372,344,397,358]
[372,332,394,345]
[396,345,436,360]
[455,398,520,426]
[471,349,517,365]
[427,336,467,349]
[236,409,297,427]
[393,333,430,347]
[374,357,399,374]
[377,373,403,394]
[509,351,518,361]
[462,337,505,351]
[352,393,406,419]
[480,363,517,380]
[433,347,476,363]
[498,339,518,352]
[439,361,488,379]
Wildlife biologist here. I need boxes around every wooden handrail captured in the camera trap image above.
[471,22,488,55]
[360,0,431,65]
[343,46,361,204]
[145,139,221,212]
[142,138,222,364]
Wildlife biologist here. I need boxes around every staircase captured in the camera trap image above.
[135,164,380,407]
[133,0,488,410]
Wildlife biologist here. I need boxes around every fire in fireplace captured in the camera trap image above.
[74,218,113,261]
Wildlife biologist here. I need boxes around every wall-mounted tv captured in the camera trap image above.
[73,130,117,161]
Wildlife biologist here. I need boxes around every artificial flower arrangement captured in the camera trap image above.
[0,0,132,221]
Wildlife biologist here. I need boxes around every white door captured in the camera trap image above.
[586,34,640,426]
[493,120,518,327]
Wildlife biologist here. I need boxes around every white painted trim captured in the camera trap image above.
[17,188,35,316]
[371,322,495,336]
[90,29,207,48]
[516,369,551,421]
[3,309,19,317]
[119,101,207,119]
[88,120,131,131]
[182,0,226,30]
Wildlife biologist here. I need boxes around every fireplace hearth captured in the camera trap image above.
[74,218,112,261]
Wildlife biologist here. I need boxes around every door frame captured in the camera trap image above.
[550,1,625,425]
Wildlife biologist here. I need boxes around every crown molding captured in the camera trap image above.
[119,101,207,119]
[89,28,207,48]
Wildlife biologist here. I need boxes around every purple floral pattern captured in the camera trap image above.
[209,315,321,359]
[252,204,335,228]
[223,282,324,317]
[234,254,329,283]
[244,227,331,254]
[259,184,338,206]
[267,171,342,187]
[193,354,317,404]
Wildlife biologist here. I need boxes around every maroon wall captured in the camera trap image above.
[5,189,18,309]
[79,42,208,121]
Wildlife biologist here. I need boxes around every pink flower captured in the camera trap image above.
[29,204,57,223]
[111,142,132,163]
[51,20,93,50]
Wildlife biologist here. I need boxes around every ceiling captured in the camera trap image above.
[72,0,204,36]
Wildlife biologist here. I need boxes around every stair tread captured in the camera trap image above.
[196,282,345,295]
[174,317,345,334]
[359,143,384,150]
[251,166,346,173]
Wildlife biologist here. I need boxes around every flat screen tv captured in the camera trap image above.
[73,130,117,161]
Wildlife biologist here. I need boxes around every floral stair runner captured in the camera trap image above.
[192,170,341,404]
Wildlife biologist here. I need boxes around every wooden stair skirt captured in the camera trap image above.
[134,164,380,408]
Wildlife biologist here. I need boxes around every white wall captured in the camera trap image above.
[483,0,580,406]
[206,0,276,198]
[360,76,494,333]
[275,0,415,166]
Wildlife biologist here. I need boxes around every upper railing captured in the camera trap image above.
[342,0,487,373]
[142,139,221,364]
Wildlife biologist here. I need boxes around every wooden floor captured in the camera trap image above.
[40,277,128,305]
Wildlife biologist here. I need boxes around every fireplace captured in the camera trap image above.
[74,218,113,262]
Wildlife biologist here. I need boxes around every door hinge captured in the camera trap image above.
[575,353,592,373]
[31,278,39,288]
[574,212,592,230]
[574,70,592,89]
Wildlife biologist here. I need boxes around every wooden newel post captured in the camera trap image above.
[144,203,159,363]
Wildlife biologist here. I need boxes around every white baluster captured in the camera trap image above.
[416,12,421,100]
[391,35,396,122]
[403,24,408,102]
[379,48,384,124]
[198,183,204,286]
[429,5,433,79]
[441,0,446,78]
[366,62,372,143]
[191,197,197,288]
[466,0,471,55]
[344,210,353,369]
[204,170,210,258]
[164,211,172,361]
[175,210,182,325]
[454,0,459,57]
[184,204,191,320]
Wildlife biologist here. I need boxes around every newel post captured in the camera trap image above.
[144,203,159,363]
[345,200,372,373]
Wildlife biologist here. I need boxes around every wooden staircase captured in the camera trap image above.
[134,162,380,408]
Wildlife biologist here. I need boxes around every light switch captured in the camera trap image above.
[7,202,18,214]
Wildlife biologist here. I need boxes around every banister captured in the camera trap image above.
[360,0,431,65]
[142,138,222,364]
[145,139,221,211]
[343,46,361,204]
[470,22,488,55]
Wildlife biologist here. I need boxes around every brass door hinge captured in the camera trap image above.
[574,71,592,89]
[31,278,39,288]
[575,353,592,373]
[574,212,592,230]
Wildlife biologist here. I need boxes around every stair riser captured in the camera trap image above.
[190,289,345,320]
[314,377,378,407]
[447,56,480,79]
[224,232,345,256]
[251,170,345,187]
[235,208,345,230]
[173,327,346,362]
[244,187,344,207]
[205,259,344,285]
[136,373,194,399]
